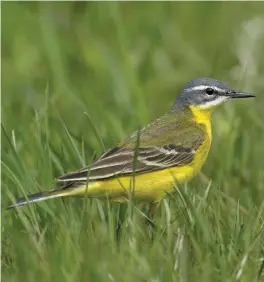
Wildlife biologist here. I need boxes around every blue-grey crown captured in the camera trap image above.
[182,77,230,92]
[170,77,232,110]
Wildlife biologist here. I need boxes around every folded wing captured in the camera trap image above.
[57,143,198,182]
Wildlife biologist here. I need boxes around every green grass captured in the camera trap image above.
[2,2,264,281]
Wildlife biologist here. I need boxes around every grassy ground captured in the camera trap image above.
[2,2,264,282]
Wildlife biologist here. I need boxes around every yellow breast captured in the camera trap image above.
[189,105,213,171]
[74,106,213,203]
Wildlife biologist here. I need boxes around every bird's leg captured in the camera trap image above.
[116,219,123,244]
[146,202,158,238]
[147,202,158,223]
[115,204,126,244]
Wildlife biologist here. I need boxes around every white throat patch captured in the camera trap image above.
[198,96,228,109]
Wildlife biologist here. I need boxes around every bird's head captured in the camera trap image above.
[171,77,254,114]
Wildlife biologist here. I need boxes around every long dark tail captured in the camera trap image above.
[7,188,75,210]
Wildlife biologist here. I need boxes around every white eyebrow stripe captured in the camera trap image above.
[185,85,223,92]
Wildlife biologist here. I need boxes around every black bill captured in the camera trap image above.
[227,90,255,99]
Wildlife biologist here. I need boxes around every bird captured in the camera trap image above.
[7,77,255,209]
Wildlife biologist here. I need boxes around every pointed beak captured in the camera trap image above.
[226,90,255,99]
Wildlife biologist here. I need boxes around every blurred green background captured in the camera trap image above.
[2,2,264,282]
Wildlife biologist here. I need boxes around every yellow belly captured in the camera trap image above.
[67,107,212,203]
[71,141,210,202]
[83,113,211,202]
[68,121,211,203]
[86,166,196,202]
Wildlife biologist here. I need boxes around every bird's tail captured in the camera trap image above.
[7,187,77,210]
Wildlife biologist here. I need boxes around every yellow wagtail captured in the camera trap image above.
[8,77,254,209]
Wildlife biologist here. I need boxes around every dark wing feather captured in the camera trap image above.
[57,111,205,183]
[57,143,200,182]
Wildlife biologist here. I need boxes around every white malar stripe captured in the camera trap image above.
[199,96,228,109]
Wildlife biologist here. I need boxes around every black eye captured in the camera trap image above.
[205,88,214,95]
